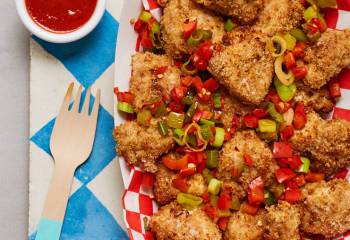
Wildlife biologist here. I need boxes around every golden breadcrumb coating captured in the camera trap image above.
[130,52,181,111]
[254,0,304,36]
[209,28,274,105]
[264,201,301,240]
[224,210,265,240]
[218,130,278,189]
[154,163,207,205]
[290,111,350,174]
[196,0,263,24]
[222,181,247,200]
[161,0,225,59]
[301,179,350,238]
[150,202,222,240]
[303,29,350,89]
[113,120,174,173]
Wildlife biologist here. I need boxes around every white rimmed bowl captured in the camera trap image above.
[16,0,106,43]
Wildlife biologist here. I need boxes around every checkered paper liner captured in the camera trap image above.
[113,0,350,239]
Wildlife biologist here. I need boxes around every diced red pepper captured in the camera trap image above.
[179,165,197,177]
[192,109,203,122]
[292,42,306,59]
[218,217,230,231]
[293,103,307,130]
[142,173,155,189]
[243,115,259,128]
[168,101,185,113]
[114,88,135,104]
[203,78,219,92]
[275,168,296,183]
[144,231,154,240]
[218,191,232,210]
[284,52,297,70]
[292,174,306,187]
[197,40,214,60]
[202,192,210,203]
[252,108,268,119]
[275,101,292,114]
[231,115,242,128]
[247,177,264,205]
[280,125,294,141]
[193,58,208,71]
[334,168,348,179]
[292,66,308,80]
[311,18,327,33]
[181,76,193,87]
[265,90,281,105]
[328,78,341,98]
[163,155,188,170]
[140,29,153,49]
[203,203,219,219]
[153,66,168,75]
[172,177,189,192]
[305,172,325,182]
[289,155,303,170]
[170,86,188,103]
[134,19,144,33]
[249,177,264,189]
[284,188,302,203]
[273,142,293,158]
[243,154,253,167]
[201,110,213,120]
[183,20,197,40]
[192,76,203,93]
[241,203,259,215]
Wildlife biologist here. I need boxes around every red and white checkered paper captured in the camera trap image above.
[114,0,350,239]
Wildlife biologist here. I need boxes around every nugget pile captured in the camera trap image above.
[114,0,350,239]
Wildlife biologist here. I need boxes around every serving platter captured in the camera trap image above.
[113,0,350,240]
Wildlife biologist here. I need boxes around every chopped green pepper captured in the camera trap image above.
[258,119,277,133]
[274,77,297,102]
[206,150,219,169]
[208,178,222,195]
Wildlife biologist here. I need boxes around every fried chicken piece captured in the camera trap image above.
[301,179,350,238]
[303,29,350,89]
[209,28,274,105]
[218,130,278,189]
[265,201,302,240]
[290,111,350,174]
[224,210,265,240]
[154,163,207,205]
[150,202,222,240]
[222,180,247,200]
[113,120,174,173]
[196,0,263,24]
[130,52,181,111]
[254,0,304,36]
[161,0,225,59]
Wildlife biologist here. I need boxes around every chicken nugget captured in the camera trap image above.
[150,202,222,240]
[290,111,350,174]
[161,0,225,59]
[254,0,304,36]
[113,120,174,173]
[265,201,301,240]
[130,52,181,111]
[303,29,350,89]
[209,28,274,104]
[301,179,350,238]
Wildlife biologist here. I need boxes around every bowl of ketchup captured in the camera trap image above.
[16,0,106,43]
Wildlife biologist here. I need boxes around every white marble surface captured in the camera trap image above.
[0,0,29,238]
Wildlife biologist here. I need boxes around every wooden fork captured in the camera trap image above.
[35,83,100,240]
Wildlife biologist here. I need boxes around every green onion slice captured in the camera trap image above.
[181,60,198,75]
[258,119,277,133]
[304,6,318,21]
[267,102,284,123]
[298,157,310,173]
[154,101,168,118]
[264,190,276,206]
[213,92,222,109]
[269,35,287,57]
[117,102,134,114]
[202,168,213,183]
[200,118,215,126]
[224,19,235,32]
[289,29,308,42]
[274,77,297,102]
[174,128,185,138]
[206,150,219,169]
[200,125,212,140]
[187,30,204,46]
[177,193,203,209]
[212,127,225,148]
[139,11,152,22]
[186,102,198,120]
[158,121,169,136]
[208,178,222,195]
[284,33,296,51]
[183,122,208,152]
[167,112,185,129]
[274,56,295,86]
[137,109,152,126]
[231,195,240,210]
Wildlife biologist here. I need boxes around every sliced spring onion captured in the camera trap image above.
[298,157,310,173]
[219,209,232,217]
[181,91,194,105]
[224,19,235,32]
[173,137,185,146]
[274,77,297,102]
[202,29,213,40]
[118,102,134,114]
[231,195,240,210]
[151,22,160,34]
[208,178,222,195]
[264,190,276,206]
[210,194,219,207]
[202,168,213,183]
[233,153,245,176]
[212,127,225,148]
[187,30,204,46]
[158,122,169,136]
[200,125,212,140]
[174,128,185,138]
[258,119,277,133]
[151,31,163,49]
[186,135,197,147]
[268,102,284,123]
[186,102,198,120]
[258,131,278,142]
[284,33,296,51]
[183,122,208,152]
[177,193,203,209]
[137,109,152,126]
[274,56,295,86]
[304,6,318,21]
[213,92,222,109]
[167,112,185,129]
[139,11,152,22]
[269,35,287,57]
[181,60,198,75]
[205,150,219,169]
[155,102,168,118]
[289,29,308,42]
[200,118,215,126]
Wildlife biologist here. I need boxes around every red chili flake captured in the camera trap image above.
[243,154,253,167]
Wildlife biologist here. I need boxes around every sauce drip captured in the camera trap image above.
[25,0,98,33]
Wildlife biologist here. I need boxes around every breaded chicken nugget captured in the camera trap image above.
[218,130,278,189]
[196,0,263,24]
[254,0,304,36]
[154,163,207,205]
[301,179,350,238]
[290,111,350,174]
[130,52,181,111]
[161,0,225,59]
[150,202,222,240]
[113,119,174,173]
[224,210,265,240]
[209,28,274,104]
[265,201,301,240]
[303,29,350,89]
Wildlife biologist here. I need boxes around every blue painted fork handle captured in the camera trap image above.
[35,218,63,240]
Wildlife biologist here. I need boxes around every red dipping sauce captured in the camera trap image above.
[25,0,98,33]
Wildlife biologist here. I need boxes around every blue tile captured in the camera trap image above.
[29,186,129,240]
[31,92,116,184]
[33,11,119,88]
